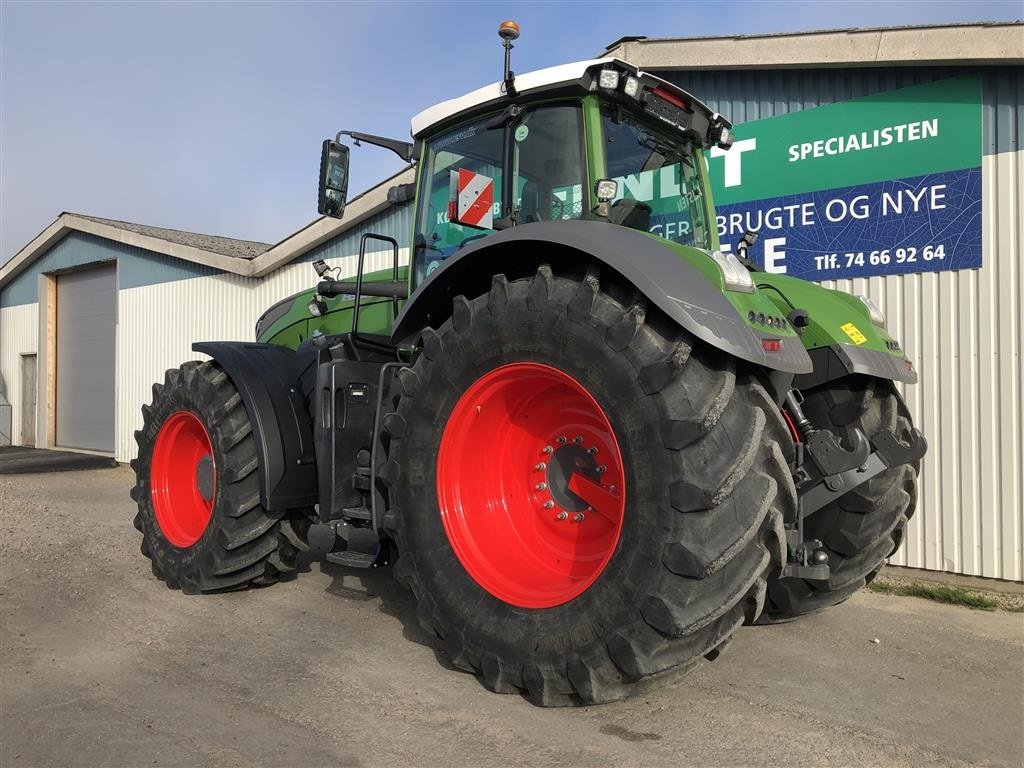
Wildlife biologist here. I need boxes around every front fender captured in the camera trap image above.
[192,342,318,511]
[391,220,812,374]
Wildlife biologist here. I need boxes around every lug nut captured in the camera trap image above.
[542,445,553,454]
[587,446,598,455]
[543,500,554,509]
[597,465,607,474]
[555,511,568,520]
[535,482,547,491]
[573,512,585,522]
[556,436,567,444]
[573,436,583,444]
[535,462,546,471]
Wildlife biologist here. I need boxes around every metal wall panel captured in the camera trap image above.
[55,264,116,452]
[661,65,1023,582]
[0,302,39,448]
[114,206,411,466]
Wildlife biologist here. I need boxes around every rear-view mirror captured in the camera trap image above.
[318,140,350,218]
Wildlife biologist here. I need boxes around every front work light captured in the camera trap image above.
[624,76,640,97]
[711,115,734,150]
[598,69,620,90]
[308,298,327,317]
[857,295,885,326]
[595,179,619,202]
[710,250,755,293]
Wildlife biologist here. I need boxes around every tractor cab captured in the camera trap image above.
[318,26,735,290]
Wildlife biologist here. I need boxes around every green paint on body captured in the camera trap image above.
[257,266,406,346]
[754,272,903,355]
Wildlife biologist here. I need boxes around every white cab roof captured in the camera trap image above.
[411,58,616,138]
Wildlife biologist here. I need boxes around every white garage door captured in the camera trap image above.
[56,264,116,452]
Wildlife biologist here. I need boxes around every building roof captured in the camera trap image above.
[603,21,1023,70]
[73,215,271,259]
[0,164,416,289]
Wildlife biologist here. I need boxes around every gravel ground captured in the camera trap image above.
[1,466,1022,768]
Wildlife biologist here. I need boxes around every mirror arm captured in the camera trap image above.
[336,130,417,163]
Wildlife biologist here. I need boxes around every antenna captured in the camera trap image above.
[498,20,520,98]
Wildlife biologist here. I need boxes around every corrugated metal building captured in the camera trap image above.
[1,22,1020,583]
[604,23,1022,583]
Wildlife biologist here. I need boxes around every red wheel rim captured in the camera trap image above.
[437,363,626,609]
[150,411,215,548]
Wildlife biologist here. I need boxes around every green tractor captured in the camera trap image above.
[131,23,926,706]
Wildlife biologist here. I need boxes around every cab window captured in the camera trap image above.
[413,103,588,284]
[602,107,710,248]
[413,117,504,282]
[511,104,585,223]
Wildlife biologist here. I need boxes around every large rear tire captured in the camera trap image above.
[130,360,311,593]
[764,375,919,619]
[381,265,796,705]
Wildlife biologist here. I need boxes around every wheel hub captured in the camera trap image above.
[196,454,215,501]
[436,362,626,609]
[544,444,599,512]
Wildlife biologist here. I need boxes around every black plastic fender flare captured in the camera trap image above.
[192,342,318,511]
[794,345,919,390]
[391,220,811,374]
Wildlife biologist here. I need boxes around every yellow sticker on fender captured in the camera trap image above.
[841,322,868,345]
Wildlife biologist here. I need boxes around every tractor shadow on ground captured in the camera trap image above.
[317,558,464,676]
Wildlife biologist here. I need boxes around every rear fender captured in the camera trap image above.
[391,220,812,374]
[752,273,918,389]
[193,342,318,511]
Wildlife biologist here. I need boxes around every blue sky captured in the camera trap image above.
[1,1,1020,261]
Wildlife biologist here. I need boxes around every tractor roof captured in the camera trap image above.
[410,57,715,140]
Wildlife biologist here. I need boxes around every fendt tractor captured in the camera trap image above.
[131,23,927,705]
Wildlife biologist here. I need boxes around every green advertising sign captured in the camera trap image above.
[708,75,983,205]
[700,75,983,280]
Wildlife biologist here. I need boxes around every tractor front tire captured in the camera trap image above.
[131,360,311,593]
[763,376,919,619]
[381,265,797,705]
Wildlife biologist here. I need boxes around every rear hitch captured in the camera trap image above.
[783,529,831,581]
[782,388,928,582]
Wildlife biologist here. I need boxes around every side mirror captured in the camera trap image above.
[318,139,350,218]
